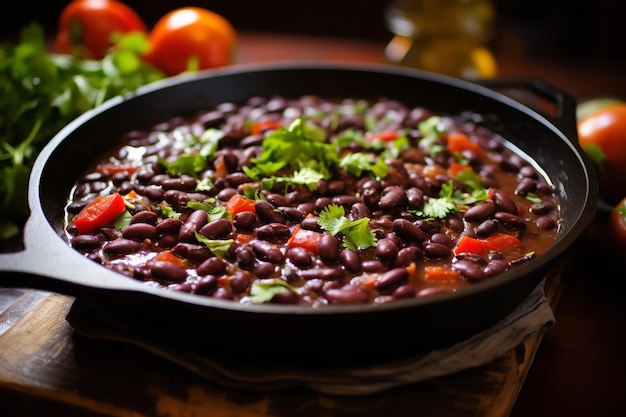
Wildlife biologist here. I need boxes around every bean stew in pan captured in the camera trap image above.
[64,95,560,307]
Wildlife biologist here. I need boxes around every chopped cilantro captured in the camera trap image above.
[318,204,377,250]
[249,279,298,303]
[193,232,233,258]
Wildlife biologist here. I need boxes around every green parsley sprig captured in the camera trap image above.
[0,23,165,239]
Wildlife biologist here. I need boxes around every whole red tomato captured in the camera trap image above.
[143,7,236,77]
[55,0,148,60]
[577,102,626,204]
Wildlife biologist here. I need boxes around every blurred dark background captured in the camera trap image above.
[1,0,624,65]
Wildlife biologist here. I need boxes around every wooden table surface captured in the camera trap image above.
[1,31,626,417]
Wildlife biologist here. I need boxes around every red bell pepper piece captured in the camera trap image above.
[73,192,126,234]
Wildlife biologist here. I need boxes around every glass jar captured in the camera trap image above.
[385,0,497,79]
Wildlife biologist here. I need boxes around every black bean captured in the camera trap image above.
[194,275,218,294]
[332,195,361,207]
[270,288,299,304]
[484,259,509,276]
[350,202,371,220]
[266,193,290,207]
[392,284,416,299]
[430,232,454,248]
[361,259,386,272]
[281,207,305,222]
[254,223,291,240]
[235,246,255,269]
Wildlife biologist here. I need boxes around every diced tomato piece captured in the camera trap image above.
[97,163,140,176]
[225,194,256,218]
[287,226,324,254]
[424,266,460,281]
[483,233,522,251]
[251,120,283,135]
[73,193,126,234]
[367,130,398,142]
[454,235,487,256]
[152,250,187,267]
[448,161,472,177]
[447,132,484,156]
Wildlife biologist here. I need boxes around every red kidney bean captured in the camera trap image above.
[252,240,284,263]
[235,246,255,269]
[325,284,369,304]
[375,267,409,291]
[301,216,322,231]
[392,218,426,242]
[171,243,213,263]
[392,283,416,299]
[254,261,276,278]
[71,235,101,250]
[230,271,250,294]
[318,234,340,262]
[199,218,233,239]
[530,200,556,215]
[254,223,291,240]
[349,202,371,220]
[494,211,525,228]
[299,267,345,281]
[156,218,183,235]
[395,246,423,267]
[212,287,234,300]
[130,210,158,225]
[535,215,557,230]
[233,211,257,230]
[339,248,361,273]
[287,247,313,268]
[121,224,155,243]
[361,259,386,272]
[255,200,286,224]
[332,195,361,207]
[197,256,227,276]
[378,186,408,212]
[150,261,188,282]
[430,232,454,248]
[492,189,518,214]
[179,209,208,241]
[464,202,496,222]
[194,275,218,295]
[162,175,197,191]
[453,259,487,281]
[270,288,299,304]
[375,238,399,264]
[423,242,451,259]
[157,234,178,249]
[484,259,509,276]
[475,219,499,238]
[102,239,142,255]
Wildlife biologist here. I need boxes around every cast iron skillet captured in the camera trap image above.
[0,62,597,366]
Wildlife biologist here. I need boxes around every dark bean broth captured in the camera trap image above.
[64,95,559,307]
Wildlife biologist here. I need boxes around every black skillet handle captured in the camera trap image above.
[475,76,579,144]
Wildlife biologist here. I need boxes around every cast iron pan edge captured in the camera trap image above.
[0,62,598,363]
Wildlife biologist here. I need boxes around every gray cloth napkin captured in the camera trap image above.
[68,280,554,396]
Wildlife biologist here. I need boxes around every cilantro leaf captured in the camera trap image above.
[249,279,298,303]
[193,232,233,258]
[318,204,376,250]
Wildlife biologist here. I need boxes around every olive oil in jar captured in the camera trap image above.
[385,0,497,79]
